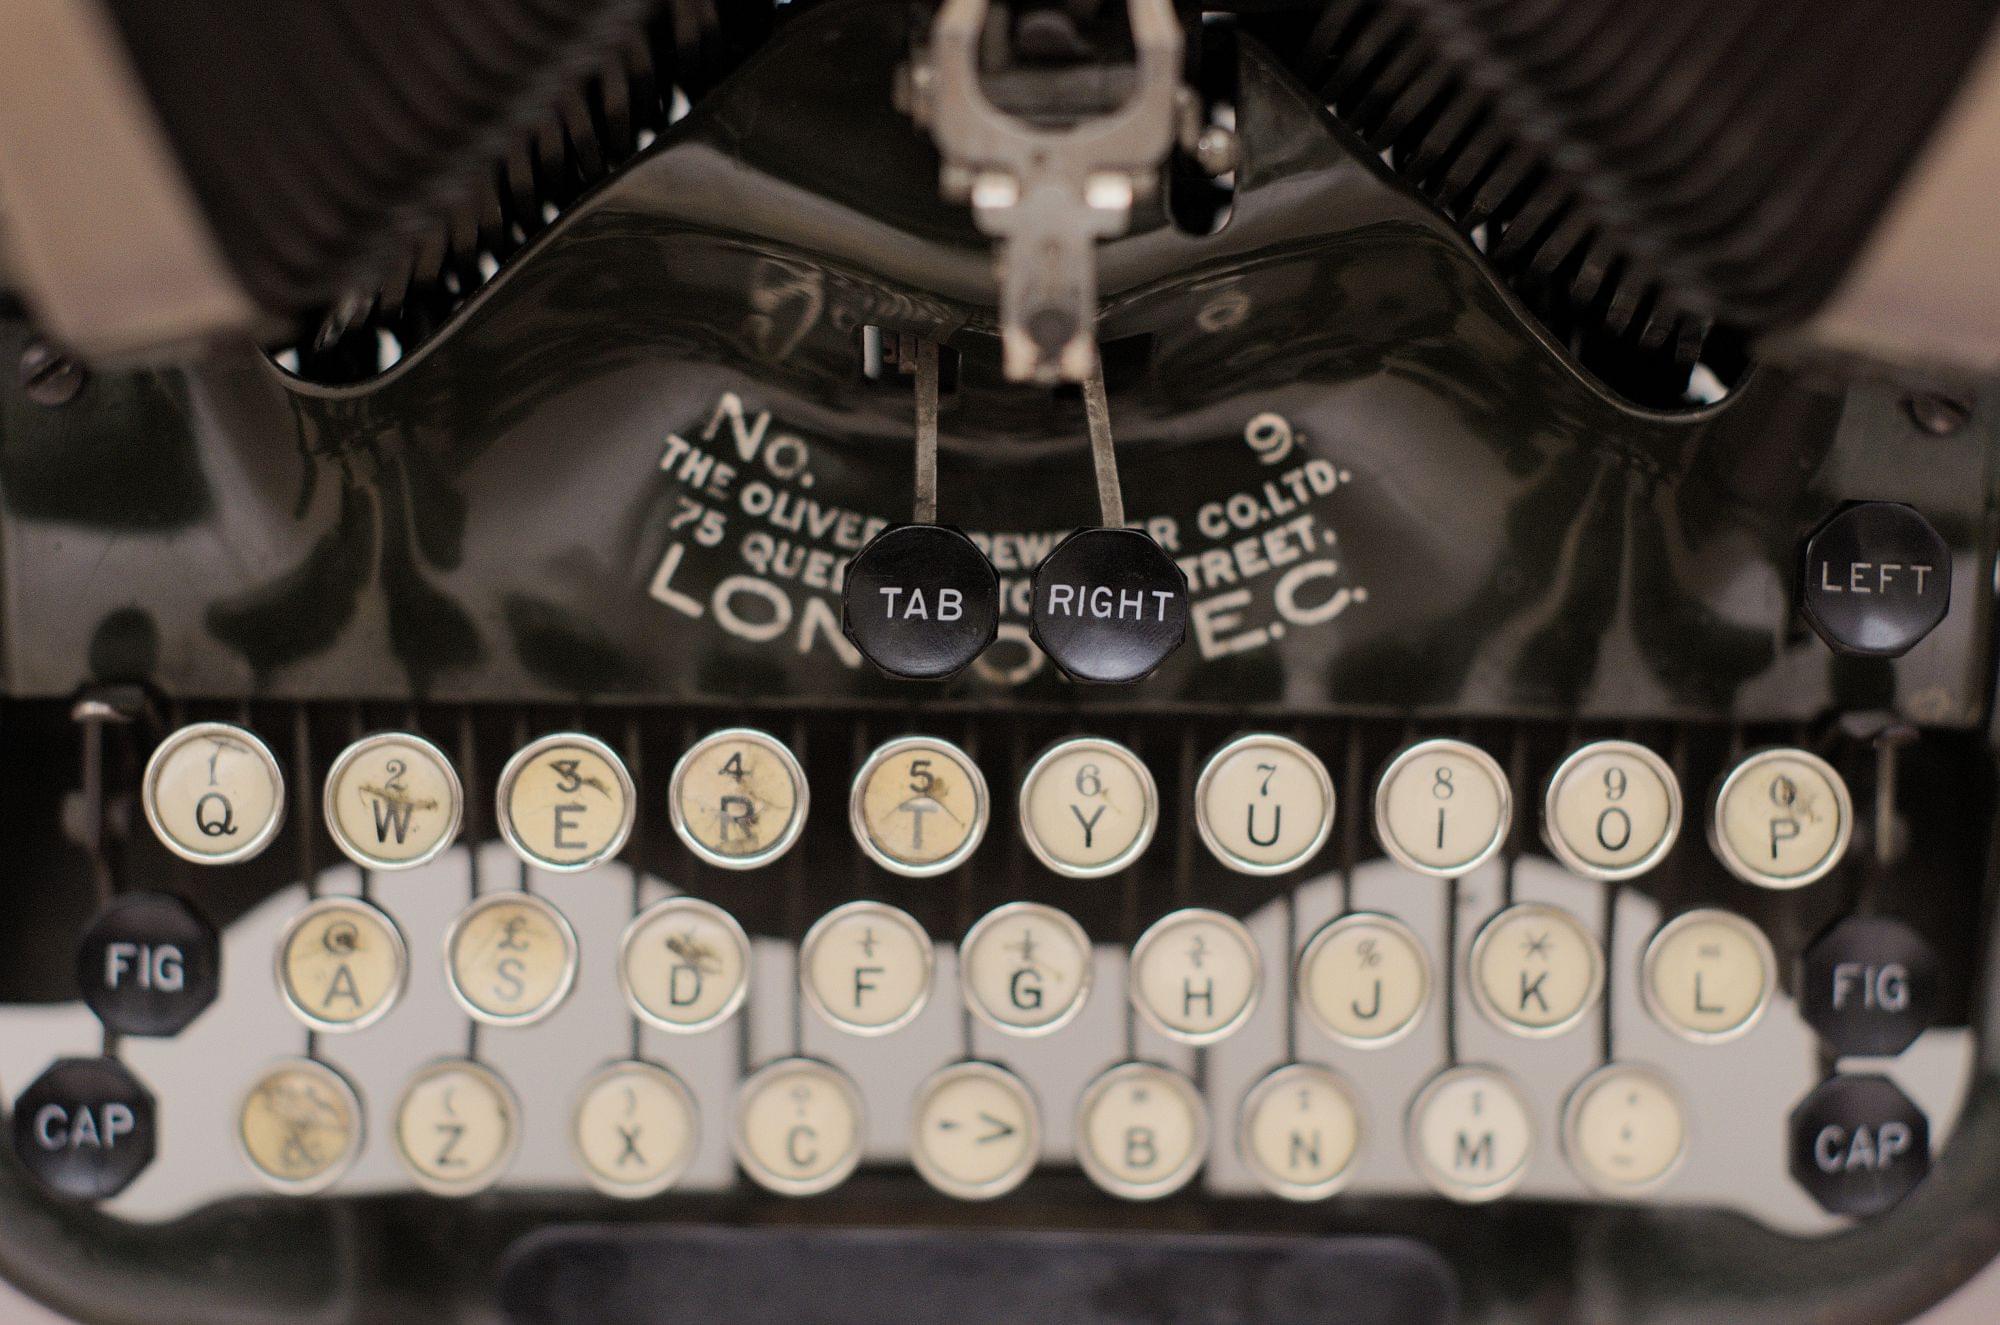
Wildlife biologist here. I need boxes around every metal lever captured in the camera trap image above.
[907,0,1185,384]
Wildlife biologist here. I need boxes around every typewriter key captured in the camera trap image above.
[850,735,989,877]
[143,722,285,866]
[238,1058,363,1195]
[1239,1063,1361,1201]
[735,1058,864,1196]
[324,733,463,872]
[1130,908,1261,1045]
[1710,748,1852,889]
[573,1061,698,1199]
[276,897,408,1033]
[1642,909,1775,1043]
[1409,1065,1533,1203]
[843,338,1000,680]
[496,733,635,872]
[619,896,752,1034]
[394,1060,518,1196]
[800,900,934,1035]
[668,729,808,870]
[911,1061,1040,1200]
[960,901,1094,1036]
[1564,1064,1687,1194]
[1076,1062,1207,1200]
[444,892,579,1027]
[1028,359,1187,684]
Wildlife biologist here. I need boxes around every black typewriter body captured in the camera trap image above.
[2,3,1999,1323]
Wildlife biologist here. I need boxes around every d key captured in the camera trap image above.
[843,339,999,679]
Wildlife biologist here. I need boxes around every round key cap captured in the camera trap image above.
[1076,1061,1207,1200]
[143,722,285,865]
[1542,740,1681,881]
[1129,908,1261,1045]
[1194,734,1335,876]
[496,733,636,872]
[800,901,934,1034]
[1374,739,1510,877]
[276,896,409,1033]
[444,892,579,1026]
[735,1058,864,1196]
[394,1060,518,1196]
[1029,527,1189,684]
[668,728,808,870]
[1296,912,1430,1047]
[1238,1063,1362,1200]
[619,896,752,1034]
[572,1061,699,1199]
[843,524,1000,680]
[960,901,1094,1036]
[911,1061,1039,1200]
[324,732,463,871]
[1408,1065,1532,1202]
[1563,1063,1687,1194]
[1710,748,1852,889]
[850,736,988,877]
[77,892,219,1036]
[1018,737,1157,878]
[1642,909,1776,1043]
[1469,903,1603,1037]
[238,1057,364,1195]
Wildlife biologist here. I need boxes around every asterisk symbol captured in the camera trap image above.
[1522,931,1552,960]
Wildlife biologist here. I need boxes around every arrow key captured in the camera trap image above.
[911,1062,1039,1200]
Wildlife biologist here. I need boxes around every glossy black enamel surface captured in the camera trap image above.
[0,2,1988,723]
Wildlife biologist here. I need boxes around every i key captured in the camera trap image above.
[843,339,1000,680]
[1030,357,1188,684]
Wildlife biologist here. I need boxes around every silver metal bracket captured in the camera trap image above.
[904,0,1186,384]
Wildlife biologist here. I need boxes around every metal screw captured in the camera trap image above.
[1905,392,1970,437]
[18,341,85,407]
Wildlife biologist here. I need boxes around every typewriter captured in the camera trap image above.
[3,1,1999,1321]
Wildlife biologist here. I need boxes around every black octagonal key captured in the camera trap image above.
[1801,914,1937,1058]
[76,891,220,1036]
[1029,360,1188,684]
[845,524,998,679]
[13,1057,158,1200]
[843,339,1001,680]
[1801,502,1950,657]
[1789,1074,1929,1217]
